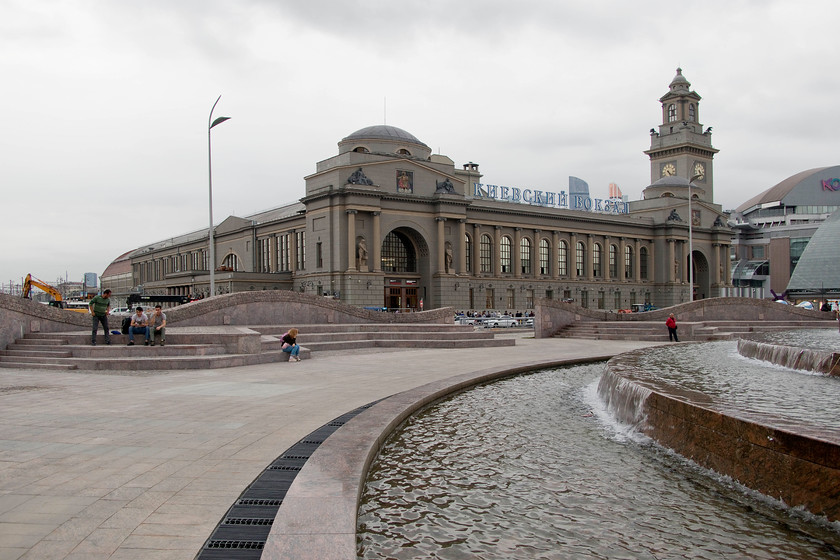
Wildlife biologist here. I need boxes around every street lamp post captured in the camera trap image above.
[208,95,230,298]
[687,173,703,302]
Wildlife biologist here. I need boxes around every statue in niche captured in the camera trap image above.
[444,242,453,273]
[667,209,682,222]
[713,215,725,227]
[435,178,455,194]
[347,168,374,186]
[674,259,680,281]
[356,237,368,270]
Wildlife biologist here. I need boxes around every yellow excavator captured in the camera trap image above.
[22,274,67,309]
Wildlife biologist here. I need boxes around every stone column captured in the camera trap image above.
[493,226,501,277]
[372,211,381,272]
[618,237,626,281]
[569,233,577,280]
[290,229,298,274]
[587,234,595,281]
[634,239,641,282]
[667,239,675,283]
[711,243,720,286]
[473,224,481,275]
[458,219,467,275]
[552,231,561,279]
[722,244,731,285]
[514,228,522,278]
[533,229,541,277]
[604,236,611,280]
[436,217,446,274]
[346,210,357,271]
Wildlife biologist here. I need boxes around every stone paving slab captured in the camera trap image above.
[0,334,659,559]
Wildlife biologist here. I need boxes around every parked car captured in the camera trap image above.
[487,316,517,328]
[109,307,130,316]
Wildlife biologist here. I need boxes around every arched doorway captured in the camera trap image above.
[689,250,710,300]
[381,227,430,311]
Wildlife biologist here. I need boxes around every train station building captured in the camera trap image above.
[102,69,734,311]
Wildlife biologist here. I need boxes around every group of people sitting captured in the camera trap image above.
[126,306,167,346]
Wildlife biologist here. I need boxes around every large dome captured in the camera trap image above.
[342,125,428,147]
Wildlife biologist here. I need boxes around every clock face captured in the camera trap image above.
[662,163,676,177]
[694,162,706,179]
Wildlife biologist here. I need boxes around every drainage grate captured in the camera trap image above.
[206,540,264,550]
[224,518,273,526]
[196,398,385,559]
[237,498,282,506]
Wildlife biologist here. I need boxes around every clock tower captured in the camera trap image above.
[644,68,719,202]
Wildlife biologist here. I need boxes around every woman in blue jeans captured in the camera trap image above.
[282,328,300,362]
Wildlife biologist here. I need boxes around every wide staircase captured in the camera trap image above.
[0,323,510,371]
[555,319,837,342]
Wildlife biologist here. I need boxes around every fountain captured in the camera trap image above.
[599,334,840,522]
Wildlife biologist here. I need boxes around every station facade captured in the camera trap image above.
[103,70,733,311]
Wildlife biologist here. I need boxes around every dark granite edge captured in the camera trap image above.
[261,354,614,560]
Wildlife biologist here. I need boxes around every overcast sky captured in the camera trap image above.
[3,0,839,288]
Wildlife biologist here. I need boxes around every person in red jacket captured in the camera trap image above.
[666,313,679,342]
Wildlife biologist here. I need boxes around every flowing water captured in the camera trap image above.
[357,357,840,559]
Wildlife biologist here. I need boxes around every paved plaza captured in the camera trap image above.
[0,333,658,559]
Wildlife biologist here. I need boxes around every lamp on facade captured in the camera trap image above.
[687,173,703,302]
[208,95,231,297]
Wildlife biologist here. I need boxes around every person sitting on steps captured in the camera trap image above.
[127,307,149,346]
[282,328,301,362]
[148,305,167,346]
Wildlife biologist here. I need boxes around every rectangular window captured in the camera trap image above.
[597,291,605,309]
[539,241,549,275]
[526,289,534,309]
[558,243,567,276]
[500,238,511,273]
[296,232,306,270]
[278,234,291,272]
[469,287,474,310]
[480,236,492,273]
[545,289,553,300]
[316,242,323,269]
[576,244,585,277]
[581,291,588,309]
[752,245,765,259]
[609,245,617,278]
[614,292,621,309]
[624,246,632,279]
[506,288,515,309]
[257,237,272,272]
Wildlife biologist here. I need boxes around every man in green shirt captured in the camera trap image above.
[88,289,112,345]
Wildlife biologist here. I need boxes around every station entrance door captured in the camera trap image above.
[385,279,419,312]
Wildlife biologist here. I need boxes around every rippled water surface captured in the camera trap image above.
[757,328,840,351]
[636,340,840,430]
[357,363,840,559]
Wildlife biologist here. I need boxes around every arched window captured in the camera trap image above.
[520,237,532,275]
[539,238,550,275]
[668,103,677,122]
[500,236,512,273]
[222,253,239,271]
[576,241,586,277]
[609,244,618,278]
[480,234,492,273]
[558,240,568,276]
[465,233,472,273]
[689,104,696,121]
[640,247,649,280]
[381,231,416,273]
[353,146,370,153]
[593,243,602,278]
[397,148,411,155]
[625,245,634,279]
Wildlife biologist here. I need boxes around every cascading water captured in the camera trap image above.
[357,351,840,559]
